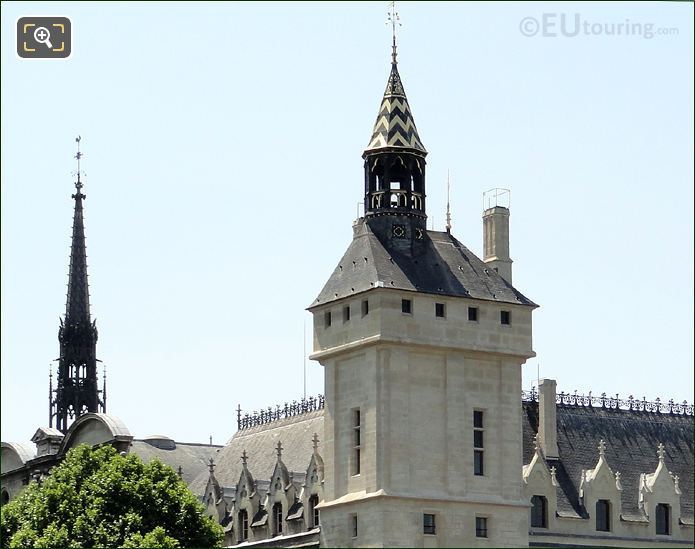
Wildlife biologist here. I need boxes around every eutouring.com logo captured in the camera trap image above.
[519,13,679,40]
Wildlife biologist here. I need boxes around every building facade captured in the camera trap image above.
[2,28,693,549]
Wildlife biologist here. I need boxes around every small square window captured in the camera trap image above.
[473,411,484,428]
[343,306,350,322]
[361,300,369,317]
[423,513,436,535]
[474,450,484,476]
[402,299,412,314]
[476,517,488,538]
[324,311,332,328]
[468,307,478,321]
[435,303,446,318]
[501,310,511,325]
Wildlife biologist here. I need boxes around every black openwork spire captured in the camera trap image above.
[51,136,105,433]
[363,2,427,221]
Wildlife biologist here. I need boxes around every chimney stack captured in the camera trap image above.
[538,379,559,459]
[483,205,513,284]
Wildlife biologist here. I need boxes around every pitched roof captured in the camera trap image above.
[522,401,694,519]
[130,439,221,486]
[188,411,324,497]
[311,219,535,308]
[365,62,426,154]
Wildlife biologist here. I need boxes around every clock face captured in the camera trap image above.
[392,224,406,238]
[415,228,424,240]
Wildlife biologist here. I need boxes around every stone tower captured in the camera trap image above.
[50,137,105,433]
[309,40,538,547]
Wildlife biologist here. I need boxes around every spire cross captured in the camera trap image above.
[208,457,215,474]
[241,449,248,466]
[598,439,606,457]
[276,440,283,459]
[312,433,320,452]
[657,442,665,461]
[386,1,401,65]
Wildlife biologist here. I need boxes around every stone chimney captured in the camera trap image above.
[483,206,512,284]
[538,379,559,459]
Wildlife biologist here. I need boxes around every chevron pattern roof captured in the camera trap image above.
[366,63,426,154]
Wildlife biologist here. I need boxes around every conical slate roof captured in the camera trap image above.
[365,62,426,154]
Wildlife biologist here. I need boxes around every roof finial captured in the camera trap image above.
[386,1,401,65]
[74,135,83,192]
[276,440,283,460]
[598,439,606,458]
[445,170,452,234]
[241,449,248,466]
[657,442,665,462]
[208,457,215,474]
[312,433,320,453]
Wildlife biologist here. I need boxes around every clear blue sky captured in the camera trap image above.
[2,2,693,445]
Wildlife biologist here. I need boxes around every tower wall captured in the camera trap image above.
[312,290,534,547]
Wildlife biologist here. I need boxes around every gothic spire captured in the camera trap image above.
[51,136,103,433]
[65,136,91,323]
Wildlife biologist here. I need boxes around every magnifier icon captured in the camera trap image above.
[33,26,53,49]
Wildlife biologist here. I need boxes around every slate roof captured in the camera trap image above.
[188,411,324,498]
[522,401,694,519]
[365,61,426,154]
[129,439,221,486]
[311,219,536,308]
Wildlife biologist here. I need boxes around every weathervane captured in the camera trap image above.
[74,135,85,193]
[386,1,401,64]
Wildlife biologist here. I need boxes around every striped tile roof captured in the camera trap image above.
[365,62,426,154]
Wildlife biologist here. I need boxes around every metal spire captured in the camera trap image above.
[386,1,401,65]
[445,170,452,233]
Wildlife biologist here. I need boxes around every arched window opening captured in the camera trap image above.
[1,489,9,506]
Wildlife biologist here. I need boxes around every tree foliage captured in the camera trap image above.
[1,444,222,548]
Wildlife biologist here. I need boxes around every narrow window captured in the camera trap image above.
[423,513,436,535]
[402,299,412,314]
[475,517,488,538]
[352,409,361,475]
[361,299,369,317]
[324,311,332,328]
[500,310,511,325]
[530,495,548,528]
[1,490,9,506]
[273,502,284,535]
[656,503,670,535]
[343,305,350,322]
[435,303,446,318]
[238,509,249,542]
[309,494,320,528]
[351,514,358,538]
[595,499,610,532]
[468,307,478,321]
[474,410,484,476]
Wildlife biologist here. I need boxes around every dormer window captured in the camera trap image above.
[596,499,611,532]
[656,503,671,535]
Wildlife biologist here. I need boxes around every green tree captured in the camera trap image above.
[1,444,222,548]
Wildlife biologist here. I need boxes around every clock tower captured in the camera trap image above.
[309,18,537,548]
